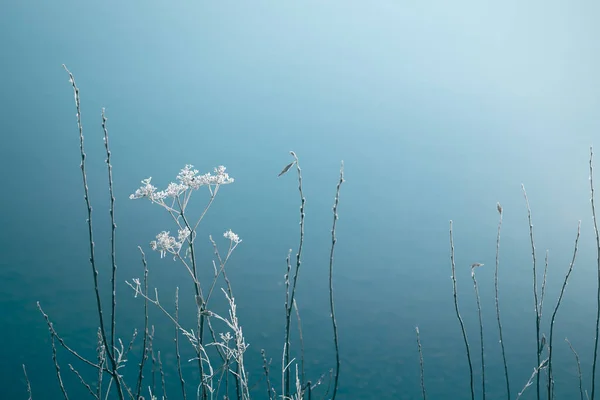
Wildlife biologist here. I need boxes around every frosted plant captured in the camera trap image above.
[42,66,344,400]
[126,164,246,400]
[129,165,234,215]
[149,228,191,259]
[224,229,241,245]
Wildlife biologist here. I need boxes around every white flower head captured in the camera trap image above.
[213,165,234,185]
[223,229,241,244]
[129,178,158,200]
[194,166,235,187]
[178,227,191,242]
[150,231,181,258]
[177,164,201,189]
[159,182,188,198]
[149,228,192,259]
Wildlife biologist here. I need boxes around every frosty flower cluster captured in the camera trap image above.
[129,165,234,202]
[150,228,191,259]
[223,229,241,244]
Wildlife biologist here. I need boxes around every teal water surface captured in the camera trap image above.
[1,1,600,399]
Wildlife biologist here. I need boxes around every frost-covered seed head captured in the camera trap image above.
[224,229,241,244]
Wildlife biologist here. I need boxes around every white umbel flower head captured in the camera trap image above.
[150,228,191,259]
[129,178,158,200]
[223,229,241,244]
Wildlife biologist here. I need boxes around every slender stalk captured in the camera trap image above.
[62,65,124,400]
[517,358,549,400]
[135,247,150,399]
[174,288,187,400]
[149,326,156,395]
[293,299,305,388]
[38,303,106,370]
[96,329,104,400]
[68,364,98,399]
[282,249,292,396]
[565,338,585,400]
[547,221,580,399]
[101,108,118,359]
[328,161,344,400]
[261,349,275,400]
[494,203,510,399]
[522,184,541,400]
[282,151,305,398]
[158,351,167,400]
[539,250,549,319]
[50,331,69,400]
[471,264,486,400]
[22,364,32,400]
[415,327,427,400]
[449,221,475,400]
[591,146,600,400]
[177,204,207,400]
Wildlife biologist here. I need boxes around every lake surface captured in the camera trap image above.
[1,1,600,399]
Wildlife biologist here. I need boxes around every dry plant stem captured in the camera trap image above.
[101,108,118,358]
[591,146,600,400]
[282,249,292,396]
[522,184,541,400]
[96,328,105,399]
[205,245,236,368]
[471,266,486,400]
[176,202,208,400]
[123,282,240,398]
[22,364,32,400]
[136,247,150,399]
[206,237,237,308]
[284,151,305,398]
[494,203,510,399]
[205,307,228,363]
[517,358,549,400]
[449,221,475,400]
[328,160,344,400]
[62,65,124,400]
[207,237,242,398]
[566,338,585,400]
[415,327,427,400]
[69,364,98,399]
[213,358,228,399]
[175,288,187,400]
[38,302,108,371]
[540,251,549,319]
[51,332,69,400]
[261,349,275,400]
[149,325,157,395]
[323,368,334,399]
[158,351,167,400]
[547,221,581,399]
[293,299,306,387]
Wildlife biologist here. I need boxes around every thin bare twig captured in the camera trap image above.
[62,65,124,400]
[547,221,581,399]
[22,364,32,400]
[522,184,541,400]
[449,221,475,400]
[566,338,585,400]
[494,203,511,399]
[471,263,486,400]
[590,146,600,400]
[328,160,344,400]
[415,327,427,400]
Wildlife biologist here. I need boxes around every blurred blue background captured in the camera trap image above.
[1,1,600,399]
